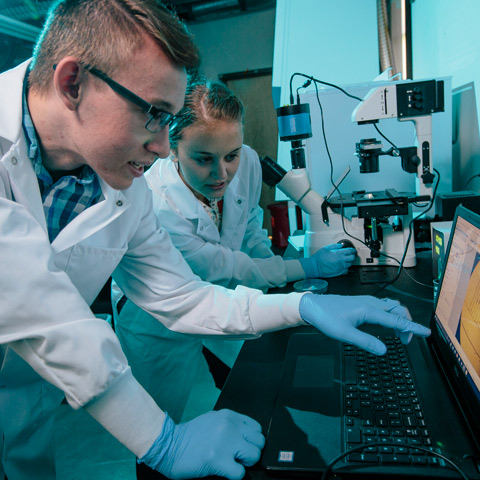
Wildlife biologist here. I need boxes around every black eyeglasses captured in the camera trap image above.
[86,66,176,133]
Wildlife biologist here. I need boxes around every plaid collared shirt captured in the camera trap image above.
[23,79,102,242]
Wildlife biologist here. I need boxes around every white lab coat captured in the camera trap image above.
[0,61,305,479]
[146,147,302,290]
[114,148,292,423]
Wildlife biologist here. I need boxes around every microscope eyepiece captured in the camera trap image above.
[260,156,287,187]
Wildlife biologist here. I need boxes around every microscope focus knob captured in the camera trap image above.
[337,239,356,250]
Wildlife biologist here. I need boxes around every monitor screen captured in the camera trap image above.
[434,209,480,404]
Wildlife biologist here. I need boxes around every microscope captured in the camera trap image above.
[262,79,444,267]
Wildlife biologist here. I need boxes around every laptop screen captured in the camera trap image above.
[433,206,480,437]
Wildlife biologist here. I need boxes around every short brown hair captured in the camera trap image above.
[29,0,200,92]
[170,76,245,151]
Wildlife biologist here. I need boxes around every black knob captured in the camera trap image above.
[337,239,355,250]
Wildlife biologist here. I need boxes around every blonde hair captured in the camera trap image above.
[170,76,244,151]
[29,0,200,93]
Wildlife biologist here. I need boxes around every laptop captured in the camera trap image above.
[261,205,480,479]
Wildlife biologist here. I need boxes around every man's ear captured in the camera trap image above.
[53,57,86,111]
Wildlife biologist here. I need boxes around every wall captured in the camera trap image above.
[272,0,380,105]
[411,0,480,91]
[270,0,454,226]
[411,0,480,192]
[272,0,379,205]
[188,8,276,79]
[188,9,278,233]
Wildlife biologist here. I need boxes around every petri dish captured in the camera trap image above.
[293,278,328,293]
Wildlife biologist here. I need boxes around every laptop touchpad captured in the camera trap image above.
[293,355,334,388]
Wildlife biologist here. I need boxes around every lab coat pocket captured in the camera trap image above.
[57,244,127,306]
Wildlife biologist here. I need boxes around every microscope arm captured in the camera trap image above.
[401,115,435,198]
[352,80,443,200]
[276,168,325,215]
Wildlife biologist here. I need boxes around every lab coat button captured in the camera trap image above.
[200,226,204,230]
[116,200,123,207]
[11,157,18,165]
[237,199,242,204]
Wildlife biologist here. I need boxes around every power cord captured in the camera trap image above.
[307,76,413,274]
[463,173,480,190]
[320,441,471,480]
[374,122,400,155]
[309,75,435,285]
[289,72,363,105]
[288,72,440,291]
[373,167,440,295]
[284,78,471,479]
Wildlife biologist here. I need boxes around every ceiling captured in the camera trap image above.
[0,0,275,71]
[0,0,276,29]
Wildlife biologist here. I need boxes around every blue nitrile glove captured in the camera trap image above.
[138,409,265,480]
[299,293,431,355]
[299,244,357,278]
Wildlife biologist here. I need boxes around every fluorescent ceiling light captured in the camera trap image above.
[0,14,40,42]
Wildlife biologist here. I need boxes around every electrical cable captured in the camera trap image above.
[311,89,397,264]
[296,79,312,104]
[283,77,471,480]
[374,122,400,154]
[312,80,335,190]
[305,75,415,270]
[289,72,363,104]
[288,72,440,292]
[463,173,480,190]
[320,441,471,480]
[309,78,356,252]
[373,167,441,295]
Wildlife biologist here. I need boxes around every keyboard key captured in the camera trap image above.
[412,456,428,464]
[343,337,431,467]
[348,453,379,463]
[381,453,411,464]
[346,428,361,443]
[407,438,422,446]
[379,446,393,453]
[344,356,357,384]
[361,453,379,463]
[404,416,417,426]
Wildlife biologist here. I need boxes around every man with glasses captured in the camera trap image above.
[77,65,177,133]
[0,1,431,479]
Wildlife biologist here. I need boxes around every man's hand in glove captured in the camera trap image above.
[139,409,265,480]
[299,293,431,355]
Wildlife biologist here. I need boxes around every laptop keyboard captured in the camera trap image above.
[343,336,442,466]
